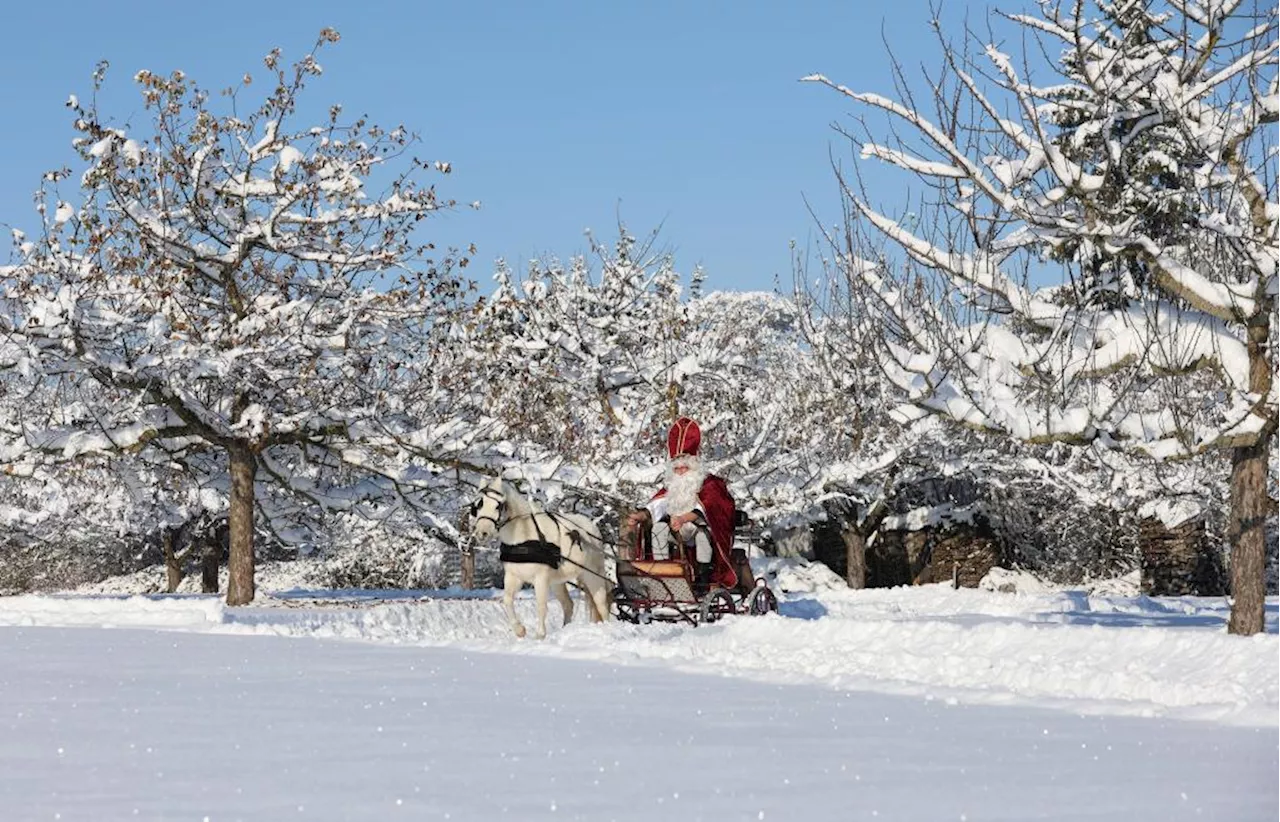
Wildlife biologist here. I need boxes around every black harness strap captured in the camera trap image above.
[499,539,564,567]
[499,509,575,568]
[488,500,613,584]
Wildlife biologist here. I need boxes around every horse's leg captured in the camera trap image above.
[503,568,526,639]
[554,581,574,627]
[588,578,610,623]
[532,572,550,639]
[580,589,596,622]
[575,576,599,623]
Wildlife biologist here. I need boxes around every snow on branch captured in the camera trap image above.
[1134,238,1259,321]
[859,144,967,178]
[851,201,1063,326]
[1187,41,1276,101]
[802,74,1018,212]
[809,0,1278,459]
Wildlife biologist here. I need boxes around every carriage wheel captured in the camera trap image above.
[612,588,639,624]
[744,584,778,616]
[698,588,737,624]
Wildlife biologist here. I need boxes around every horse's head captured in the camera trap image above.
[469,477,507,540]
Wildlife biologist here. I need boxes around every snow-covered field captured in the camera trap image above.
[1,569,1276,821]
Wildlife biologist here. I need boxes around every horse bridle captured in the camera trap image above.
[470,485,507,530]
[470,483,579,550]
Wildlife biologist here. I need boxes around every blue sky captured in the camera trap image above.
[0,0,997,294]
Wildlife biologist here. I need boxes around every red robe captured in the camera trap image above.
[652,474,737,589]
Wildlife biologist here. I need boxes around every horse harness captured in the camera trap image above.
[485,499,585,571]
[471,484,615,583]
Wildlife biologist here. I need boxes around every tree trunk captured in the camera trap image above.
[846,497,888,590]
[1227,434,1270,635]
[1228,309,1274,636]
[162,530,183,593]
[200,536,220,594]
[843,527,867,589]
[226,445,257,606]
[461,546,475,590]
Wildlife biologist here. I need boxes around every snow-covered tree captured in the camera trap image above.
[479,228,682,461]
[458,227,851,523]
[0,31,473,604]
[806,0,1276,632]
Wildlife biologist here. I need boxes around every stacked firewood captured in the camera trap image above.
[922,531,1003,588]
[866,525,1003,589]
[1139,516,1226,596]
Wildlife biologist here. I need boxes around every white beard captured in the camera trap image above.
[664,456,706,516]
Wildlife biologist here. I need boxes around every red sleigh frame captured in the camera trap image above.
[612,513,777,625]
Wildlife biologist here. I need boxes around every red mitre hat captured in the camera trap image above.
[667,417,701,459]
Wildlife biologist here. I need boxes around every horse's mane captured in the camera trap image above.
[498,478,536,518]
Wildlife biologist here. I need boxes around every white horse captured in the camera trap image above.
[469,477,612,639]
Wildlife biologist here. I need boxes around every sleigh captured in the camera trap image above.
[612,511,778,625]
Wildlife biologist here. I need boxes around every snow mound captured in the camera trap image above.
[1,581,1274,727]
[979,567,1141,597]
[73,560,325,596]
[1084,569,1142,597]
[979,566,1058,594]
[755,557,848,593]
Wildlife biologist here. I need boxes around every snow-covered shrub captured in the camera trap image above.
[0,535,157,595]
[317,540,500,590]
[309,509,500,590]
